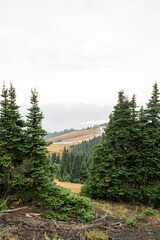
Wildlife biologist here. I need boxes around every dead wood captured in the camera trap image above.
[0,206,29,214]
[0,213,86,240]
[0,197,9,208]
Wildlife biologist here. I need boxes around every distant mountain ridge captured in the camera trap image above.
[44,128,76,140]
[20,102,111,132]
[41,103,112,132]
[47,125,106,156]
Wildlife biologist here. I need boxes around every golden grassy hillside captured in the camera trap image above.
[47,128,99,156]
[48,128,99,143]
[47,142,77,156]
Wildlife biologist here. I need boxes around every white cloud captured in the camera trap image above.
[0,0,160,109]
[80,119,108,128]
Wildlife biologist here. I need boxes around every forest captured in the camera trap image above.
[52,136,102,183]
[82,82,160,207]
[0,83,94,222]
[1,82,160,227]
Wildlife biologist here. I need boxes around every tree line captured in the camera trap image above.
[54,136,102,183]
[44,128,76,140]
[81,83,160,207]
[0,83,94,222]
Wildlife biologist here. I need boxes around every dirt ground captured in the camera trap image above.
[0,206,160,240]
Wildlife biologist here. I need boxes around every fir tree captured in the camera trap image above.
[82,85,160,206]
[0,85,94,222]
[58,147,72,181]
[70,153,88,183]
[24,89,94,221]
[51,152,57,164]
[8,83,25,167]
[0,84,12,198]
[82,91,142,201]
[0,83,25,197]
[142,83,160,204]
[25,89,54,190]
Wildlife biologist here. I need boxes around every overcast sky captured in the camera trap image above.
[0,0,160,131]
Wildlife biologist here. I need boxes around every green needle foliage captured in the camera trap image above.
[24,89,94,221]
[57,136,102,183]
[0,84,12,197]
[126,207,159,227]
[0,85,94,222]
[0,83,25,198]
[82,83,160,207]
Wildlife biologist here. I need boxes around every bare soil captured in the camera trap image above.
[0,206,160,240]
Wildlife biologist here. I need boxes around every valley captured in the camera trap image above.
[47,126,104,156]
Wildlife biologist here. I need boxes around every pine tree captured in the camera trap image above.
[25,89,54,190]
[141,83,160,204]
[82,84,160,206]
[82,91,131,199]
[82,91,142,201]
[70,153,88,183]
[55,153,60,164]
[24,89,94,221]
[124,94,142,200]
[51,152,57,164]
[8,83,25,167]
[0,84,12,198]
[0,83,27,197]
[58,147,71,181]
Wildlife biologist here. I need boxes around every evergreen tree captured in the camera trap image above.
[0,83,25,197]
[57,147,72,181]
[8,83,25,167]
[0,84,12,198]
[52,152,57,164]
[141,83,160,204]
[57,136,102,183]
[25,89,54,190]
[81,91,141,201]
[23,89,94,221]
[70,153,88,183]
[0,85,94,222]
[55,153,60,164]
[82,84,160,206]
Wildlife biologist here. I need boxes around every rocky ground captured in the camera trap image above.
[0,206,160,240]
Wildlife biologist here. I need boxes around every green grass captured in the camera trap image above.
[86,231,109,240]
[126,207,159,227]
[0,198,8,211]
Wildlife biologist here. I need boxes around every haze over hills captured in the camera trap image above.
[47,126,104,157]
[20,102,112,132]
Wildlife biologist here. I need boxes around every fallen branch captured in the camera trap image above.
[98,225,120,232]
[26,213,41,218]
[0,206,29,213]
[0,197,9,208]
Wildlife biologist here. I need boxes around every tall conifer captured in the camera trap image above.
[25,89,53,189]
[142,83,160,204]
[0,84,11,197]
[8,83,25,166]
[0,83,26,197]
[24,89,94,221]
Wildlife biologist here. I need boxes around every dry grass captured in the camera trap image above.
[54,180,150,219]
[47,128,99,156]
[54,179,83,194]
[91,199,148,218]
[47,142,78,157]
[48,128,99,143]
